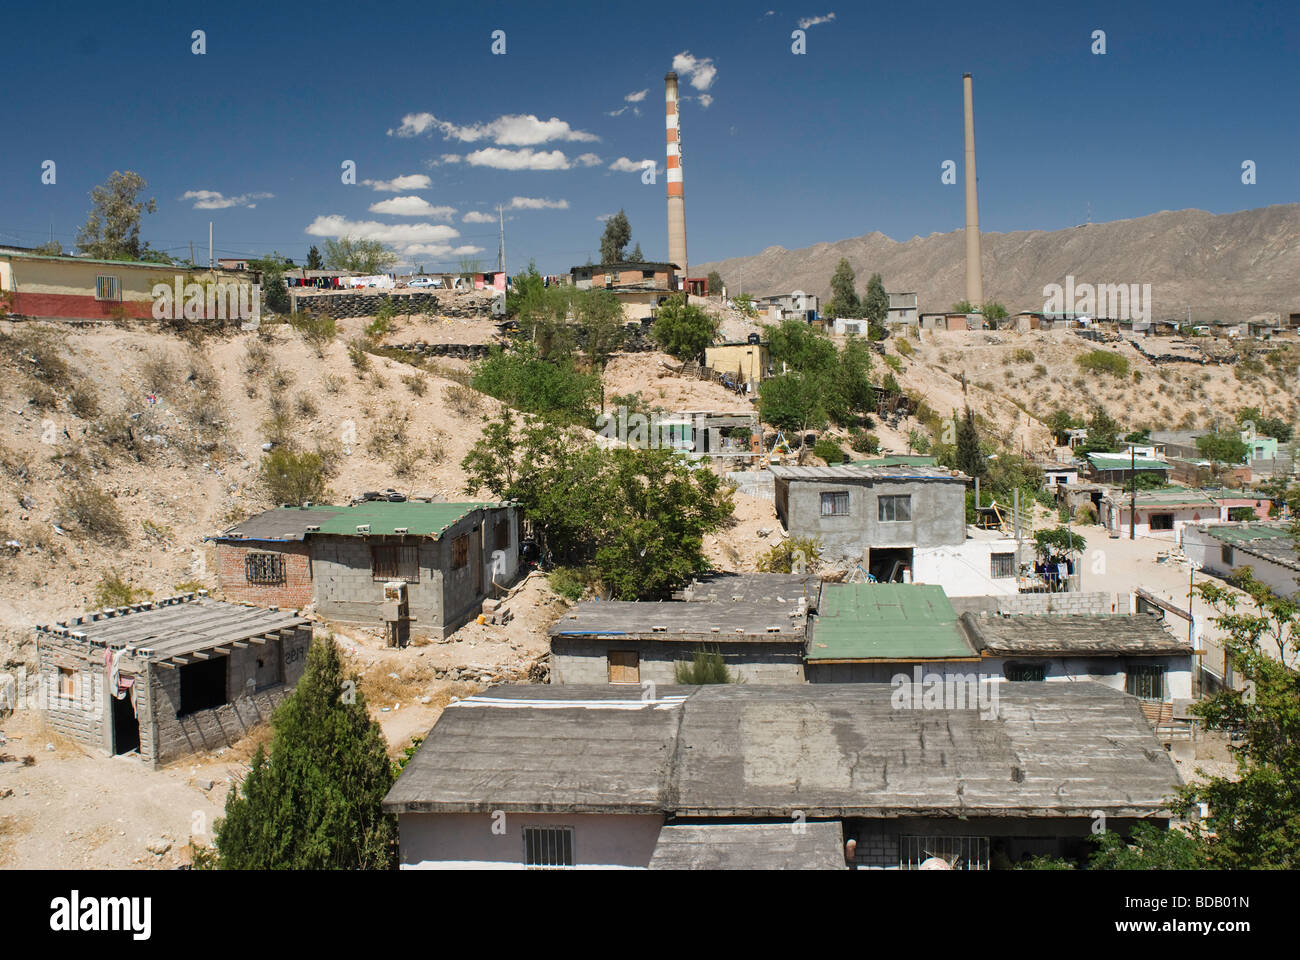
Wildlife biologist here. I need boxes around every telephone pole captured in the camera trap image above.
[1129,445,1137,540]
[497,205,505,275]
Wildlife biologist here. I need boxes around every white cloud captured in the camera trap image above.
[596,213,613,222]
[464,147,572,170]
[181,189,272,210]
[696,94,714,108]
[509,197,568,210]
[390,112,598,145]
[672,51,718,91]
[304,215,461,256]
[575,153,602,167]
[609,157,653,172]
[360,174,431,192]
[625,89,649,102]
[403,243,485,258]
[463,211,497,224]
[606,106,629,117]
[797,12,836,28]
[367,196,456,218]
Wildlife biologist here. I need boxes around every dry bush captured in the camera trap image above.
[347,338,371,376]
[366,404,410,458]
[243,339,271,377]
[58,484,126,543]
[321,372,343,394]
[426,360,472,386]
[443,383,484,418]
[139,352,181,395]
[401,373,427,396]
[294,392,319,419]
[69,384,100,420]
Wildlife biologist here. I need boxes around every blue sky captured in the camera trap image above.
[2,0,1296,275]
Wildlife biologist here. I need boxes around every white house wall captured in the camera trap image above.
[397,812,664,869]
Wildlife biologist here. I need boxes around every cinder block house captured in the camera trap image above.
[383,683,1180,869]
[35,595,311,765]
[212,500,519,639]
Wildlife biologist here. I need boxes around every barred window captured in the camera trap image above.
[451,534,470,570]
[1126,664,1166,701]
[523,826,574,868]
[1005,662,1046,682]
[820,491,850,517]
[245,552,286,585]
[878,494,912,522]
[990,552,1017,578]
[1220,545,1234,565]
[371,544,419,583]
[94,275,121,301]
[899,835,989,870]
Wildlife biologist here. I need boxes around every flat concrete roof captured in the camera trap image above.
[36,596,309,665]
[962,612,1192,657]
[384,682,1180,819]
[216,501,509,541]
[673,572,822,609]
[770,464,965,482]
[549,598,808,642]
[808,583,977,662]
[649,821,845,870]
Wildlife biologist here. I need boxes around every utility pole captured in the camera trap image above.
[190,241,195,268]
[1129,445,1136,540]
[497,204,505,275]
[208,221,213,270]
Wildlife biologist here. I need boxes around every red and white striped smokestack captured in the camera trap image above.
[665,71,688,290]
[963,72,983,307]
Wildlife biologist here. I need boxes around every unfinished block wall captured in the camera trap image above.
[35,636,107,750]
[550,638,806,685]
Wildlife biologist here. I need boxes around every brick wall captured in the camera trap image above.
[215,541,313,610]
[952,591,1118,617]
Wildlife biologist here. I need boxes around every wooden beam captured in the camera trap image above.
[190,650,211,661]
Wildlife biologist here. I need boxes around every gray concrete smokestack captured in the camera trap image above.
[665,71,688,291]
[962,72,983,308]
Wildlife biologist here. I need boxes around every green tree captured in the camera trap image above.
[706,270,724,295]
[955,407,986,479]
[862,272,889,335]
[34,240,63,256]
[824,336,875,426]
[951,300,975,314]
[981,301,1008,321]
[1087,821,1212,870]
[674,647,735,684]
[1033,526,1086,557]
[827,258,861,319]
[600,209,631,263]
[1196,431,1250,465]
[75,171,158,261]
[323,236,398,273]
[214,637,396,869]
[1171,573,1300,868]
[471,343,600,425]
[306,245,323,270]
[766,318,837,373]
[758,371,828,436]
[652,294,719,361]
[1078,409,1120,455]
[629,242,643,262]
[1044,409,1082,445]
[578,288,626,369]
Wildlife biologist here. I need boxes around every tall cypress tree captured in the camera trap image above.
[215,637,396,869]
[956,406,987,479]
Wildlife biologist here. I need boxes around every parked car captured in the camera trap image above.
[408,277,442,288]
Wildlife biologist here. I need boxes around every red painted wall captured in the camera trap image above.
[11,292,155,321]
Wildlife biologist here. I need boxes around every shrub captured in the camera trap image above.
[813,436,846,464]
[895,338,914,357]
[1011,348,1035,363]
[139,353,181,395]
[443,383,485,418]
[243,339,271,377]
[850,431,881,455]
[294,392,319,419]
[259,449,325,506]
[1075,349,1130,378]
[321,373,343,394]
[651,295,719,361]
[756,536,821,574]
[287,311,336,352]
[58,485,126,543]
[401,373,427,396]
[94,572,151,609]
[347,338,371,375]
[69,384,100,420]
[674,647,735,684]
[548,566,592,601]
[1074,503,1097,524]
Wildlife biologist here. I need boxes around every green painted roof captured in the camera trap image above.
[1087,453,1170,471]
[807,583,976,662]
[851,455,939,467]
[313,501,505,538]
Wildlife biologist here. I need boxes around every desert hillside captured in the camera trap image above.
[695,204,1300,319]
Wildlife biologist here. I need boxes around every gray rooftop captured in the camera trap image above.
[385,682,1179,819]
[549,598,809,642]
[673,572,823,609]
[962,613,1192,657]
[216,505,342,541]
[35,596,309,664]
[769,464,966,482]
[649,821,846,870]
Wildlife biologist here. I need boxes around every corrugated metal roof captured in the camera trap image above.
[807,583,976,661]
[1087,453,1171,471]
[850,455,940,467]
[963,613,1191,656]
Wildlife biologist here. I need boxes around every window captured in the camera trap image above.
[990,552,1017,579]
[494,517,511,551]
[1220,545,1234,566]
[371,544,419,582]
[58,667,75,698]
[608,650,640,684]
[878,494,912,522]
[523,826,574,868]
[1126,664,1166,701]
[178,656,229,716]
[899,835,989,870]
[245,552,286,585]
[1149,513,1175,531]
[94,275,121,301]
[1005,662,1046,682]
[820,491,850,517]
[451,534,470,570]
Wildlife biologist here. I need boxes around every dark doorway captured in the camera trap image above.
[178,657,229,716]
[111,691,140,755]
[868,547,914,583]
